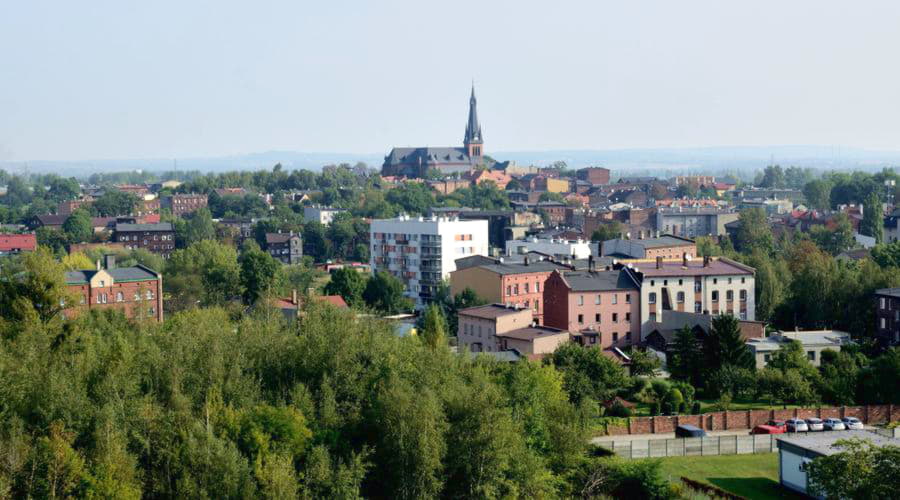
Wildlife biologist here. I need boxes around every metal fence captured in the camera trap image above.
[604,434,778,459]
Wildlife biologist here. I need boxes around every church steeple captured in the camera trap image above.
[464,84,483,157]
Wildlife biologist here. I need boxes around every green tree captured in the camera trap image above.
[735,207,774,254]
[62,209,93,244]
[590,221,623,242]
[669,325,702,386]
[92,190,139,217]
[759,165,785,188]
[544,342,630,404]
[818,349,866,405]
[420,303,447,349]
[362,271,412,314]
[182,207,217,246]
[803,179,833,210]
[166,240,242,310]
[807,438,900,500]
[858,348,900,404]
[0,247,74,327]
[323,267,367,308]
[871,241,900,268]
[627,348,660,377]
[702,315,755,374]
[239,243,280,305]
[861,192,884,244]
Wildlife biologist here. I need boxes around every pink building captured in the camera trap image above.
[543,269,641,352]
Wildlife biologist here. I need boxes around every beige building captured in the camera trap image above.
[746,331,850,369]
[457,303,569,357]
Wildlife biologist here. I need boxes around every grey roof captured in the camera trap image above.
[463,85,483,145]
[383,147,473,167]
[747,332,850,352]
[454,255,499,271]
[266,233,300,244]
[459,303,530,320]
[559,270,638,292]
[604,235,694,250]
[777,430,900,457]
[479,260,570,276]
[645,311,714,340]
[65,265,160,284]
[876,287,900,299]
[115,222,174,232]
[496,325,568,341]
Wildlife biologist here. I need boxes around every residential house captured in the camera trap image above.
[576,167,611,186]
[601,234,696,260]
[457,303,570,358]
[303,206,347,225]
[114,222,176,257]
[875,287,900,346]
[643,310,765,364]
[265,232,303,265]
[746,331,851,369]
[655,206,739,237]
[160,194,208,216]
[64,255,163,322]
[0,233,36,255]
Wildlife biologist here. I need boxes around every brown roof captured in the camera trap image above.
[459,303,530,320]
[266,233,299,244]
[635,257,754,277]
[495,326,568,341]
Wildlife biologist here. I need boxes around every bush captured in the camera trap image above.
[649,401,660,416]
[662,402,674,415]
[608,401,632,418]
[691,401,701,414]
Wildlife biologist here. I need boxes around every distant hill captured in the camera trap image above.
[4,145,900,179]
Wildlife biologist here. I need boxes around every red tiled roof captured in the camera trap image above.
[0,234,36,252]
[317,295,348,308]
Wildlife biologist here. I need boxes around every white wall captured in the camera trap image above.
[505,238,591,259]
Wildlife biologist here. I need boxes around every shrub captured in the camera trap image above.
[608,401,632,418]
[649,401,660,416]
[691,401,701,415]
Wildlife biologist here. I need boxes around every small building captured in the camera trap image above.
[265,232,303,265]
[777,431,900,498]
[64,255,163,322]
[576,167,611,186]
[746,331,851,369]
[505,237,592,260]
[0,233,36,255]
[600,234,696,260]
[874,287,900,347]
[303,206,347,225]
[643,310,765,365]
[457,303,569,358]
[114,222,176,258]
[160,194,208,216]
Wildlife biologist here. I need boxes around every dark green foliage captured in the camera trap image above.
[238,243,280,304]
[544,342,630,405]
[362,271,412,314]
[703,315,755,373]
[590,220,623,242]
[323,267,368,308]
[91,189,139,217]
[62,209,93,244]
[807,438,900,499]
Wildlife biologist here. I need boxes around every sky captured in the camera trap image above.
[3,0,900,162]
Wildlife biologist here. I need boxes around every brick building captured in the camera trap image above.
[600,235,697,260]
[265,232,303,265]
[543,268,642,351]
[64,255,163,322]
[457,303,570,357]
[576,167,611,186]
[114,222,176,257]
[161,194,208,216]
[0,233,36,255]
[449,258,570,324]
[875,288,900,346]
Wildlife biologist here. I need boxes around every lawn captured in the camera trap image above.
[654,453,804,499]
[626,399,801,417]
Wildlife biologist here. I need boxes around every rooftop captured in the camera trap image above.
[777,430,900,457]
[603,235,695,249]
[115,222,174,232]
[477,260,570,276]
[876,287,900,299]
[747,331,851,351]
[496,325,568,341]
[459,303,531,320]
[633,257,754,277]
[557,269,639,292]
[65,265,160,285]
[266,232,300,244]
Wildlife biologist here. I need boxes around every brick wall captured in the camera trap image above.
[603,405,898,435]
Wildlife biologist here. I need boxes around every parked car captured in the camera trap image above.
[805,418,825,431]
[786,418,809,432]
[675,425,707,438]
[842,417,864,430]
[823,418,846,431]
[767,420,786,429]
[751,424,786,435]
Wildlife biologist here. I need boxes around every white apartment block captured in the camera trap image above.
[303,206,346,225]
[505,237,592,260]
[634,255,756,339]
[370,215,489,305]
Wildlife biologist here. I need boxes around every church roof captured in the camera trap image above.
[383,147,473,168]
[464,85,483,145]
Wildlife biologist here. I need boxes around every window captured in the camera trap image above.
[80,295,86,305]
[740,290,747,302]
[677,291,685,303]
[99,280,106,287]
[612,332,618,342]
[625,312,631,322]
[594,295,601,305]
[146,290,154,300]
[807,351,816,361]
[880,298,886,309]
[678,279,683,286]
[535,282,540,293]
[534,300,539,311]
[116,292,124,302]
[578,295,584,306]
[524,283,530,294]
[740,311,747,320]
[134,292,141,301]
[764,354,771,363]
[612,294,618,305]
[506,286,512,296]
[625,294,631,304]
[712,291,719,302]
[881,318,887,329]
[650,280,655,286]
[148,307,155,317]
[649,292,656,304]
[728,277,732,284]
[695,302,702,313]
[649,312,657,322]
[612,313,618,323]
[595,313,601,322]
[713,278,718,284]
[741,277,746,284]
[626,331,632,342]
[590,336,596,345]
[578,314,584,324]
[726,290,734,301]
[513,285,519,295]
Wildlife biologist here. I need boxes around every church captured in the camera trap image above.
[381,86,494,178]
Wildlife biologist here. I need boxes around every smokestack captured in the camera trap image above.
[656,256,663,269]
[291,289,298,305]
[703,255,710,268]
[682,252,688,268]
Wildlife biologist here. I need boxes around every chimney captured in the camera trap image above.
[682,252,688,268]
[588,254,594,271]
[656,256,663,269]
[703,255,710,267]
[524,256,529,266]
[103,254,116,270]
[291,289,298,305]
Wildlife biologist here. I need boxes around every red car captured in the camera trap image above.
[751,424,786,435]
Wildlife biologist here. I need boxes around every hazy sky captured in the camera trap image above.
[3,1,900,161]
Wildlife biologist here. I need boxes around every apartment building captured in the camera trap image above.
[875,288,900,346]
[369,215,488,304]
[634,255,756,339]
[114,222,176,257]
[449,257,570,324]
[160,194,208,216]
[64,255,163,322]
[303,206,347,225]
[265,232,303,265]
[601,235,696,260]
[655,207,739,237]
[457,303,569,357]
[542,269,641,351]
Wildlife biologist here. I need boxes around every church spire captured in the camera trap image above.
[464,84,483,157]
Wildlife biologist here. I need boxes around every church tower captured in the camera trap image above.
[463,85,484,158]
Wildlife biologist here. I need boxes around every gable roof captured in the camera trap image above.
[115,222,174,232]
[459,303,530,320]
[384,147,473,167]
[556,270,639,292]
[64,265,160,285]
[266,233,300,244]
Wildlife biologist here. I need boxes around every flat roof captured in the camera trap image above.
[603,235,695,249]
[876,287,900,299]
[459,303,530,320]
[635,257,754,277]
[777,430,899,457]
[496,326,568,341]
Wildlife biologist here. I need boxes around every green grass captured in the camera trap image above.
[653,453,804,499]
[625,399,802,417]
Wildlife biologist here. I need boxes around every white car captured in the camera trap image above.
[786,418,809,432]
[841,417,864,430]
[823,418,845,431]
[805,418,825,432]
